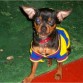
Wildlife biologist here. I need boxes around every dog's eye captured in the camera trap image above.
[48,20,55,26]
[35,18,41,25]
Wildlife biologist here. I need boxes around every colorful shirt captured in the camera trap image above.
[30,27,70,62]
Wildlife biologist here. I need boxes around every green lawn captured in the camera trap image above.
[0,1,83,82]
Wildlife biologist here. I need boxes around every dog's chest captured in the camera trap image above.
[32,45,57,56]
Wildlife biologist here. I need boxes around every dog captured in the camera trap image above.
[21,6,71,83]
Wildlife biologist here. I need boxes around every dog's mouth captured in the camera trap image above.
[36,25,56,39]
[38,32,49,39]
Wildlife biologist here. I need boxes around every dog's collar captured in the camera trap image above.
[39,37,51,44]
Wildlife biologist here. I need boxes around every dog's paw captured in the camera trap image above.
[22,75,35,83]
[55,73,62,80]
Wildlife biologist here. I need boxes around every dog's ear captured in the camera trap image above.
[21,6,36,19]
[56,10,72,22]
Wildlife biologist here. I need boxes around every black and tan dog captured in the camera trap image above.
[21,6,71,83]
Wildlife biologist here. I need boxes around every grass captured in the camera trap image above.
[0,1,83,82]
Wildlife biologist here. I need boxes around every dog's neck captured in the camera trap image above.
[32,29,59,49]
[39,37,51,44]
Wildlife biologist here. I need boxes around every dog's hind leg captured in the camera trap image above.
[47,58,52,67]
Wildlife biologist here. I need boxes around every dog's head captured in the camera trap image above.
[22,6,71,39]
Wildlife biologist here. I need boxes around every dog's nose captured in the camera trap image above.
[41,26,47,32]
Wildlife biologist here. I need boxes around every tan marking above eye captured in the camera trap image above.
[48,17,52,21]
[39,16,42,20]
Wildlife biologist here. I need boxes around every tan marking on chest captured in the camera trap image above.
[32,46,56,56]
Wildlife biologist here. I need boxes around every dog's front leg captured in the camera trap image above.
[22,62,38,83]
[55,62,63,80]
